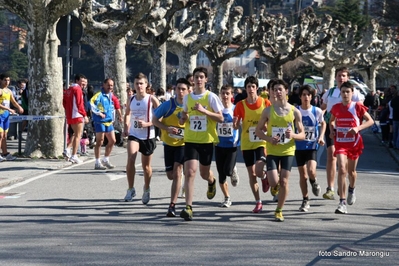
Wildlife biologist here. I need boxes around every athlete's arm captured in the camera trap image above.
[329,114,336,139]
[289,108,305,140]
[8,90,23,114]
[123,99,131,137]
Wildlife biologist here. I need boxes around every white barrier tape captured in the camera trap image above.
[9,115,65,122]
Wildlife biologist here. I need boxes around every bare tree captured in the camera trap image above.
[357,27,399,92]
[201,5,258,93]
[254,7,334,80]
[303,18,386,90]
[167,0,235,80]
[79,0,156,106]
[0,0,82,157]
[130,0,190,91]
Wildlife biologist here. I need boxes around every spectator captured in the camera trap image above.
[390,89,399,149]
[164,84,173,101]
[364,90,379,119]
[90,78,117,170]
[288,85,301,106]
[0,73,24,162]
[62,74,89,163]
[379,103,390,145]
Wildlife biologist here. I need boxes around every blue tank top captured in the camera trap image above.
[216,105,240,148]
[295,106,319,150]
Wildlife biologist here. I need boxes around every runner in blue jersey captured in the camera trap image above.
[294,85,326,212]
[215,85,240,208]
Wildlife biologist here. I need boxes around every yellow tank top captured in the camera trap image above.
[184,91,218,144]
[266,105,296,156]
[241,99,267,150]
[0,88,11,115]
[160,99,185,147]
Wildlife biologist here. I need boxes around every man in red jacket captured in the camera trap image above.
[63,74,89,163]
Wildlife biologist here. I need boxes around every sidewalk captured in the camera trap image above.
[0,133,126,189]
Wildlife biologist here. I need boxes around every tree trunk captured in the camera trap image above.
[25,21,64,158]
[176,49,197,80]
[367,65,378,92]
[211,62,224,95]
[322,64,336,91]
[102,37,127,106]
[151,42,167,91]
[270,63,283,79]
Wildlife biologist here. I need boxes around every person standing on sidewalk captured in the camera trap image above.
[329,81,374,214]
[90,78,116,170]
[320,67,364,200]
[0,73,23,162]
[215,85,240,208]
[179,67,224,221]
[153,78,190,217]
[294,85,326,212]
[63,74,89,164]
[389,89,399,149]
[123,73,160,204]
[233,76,271,213]
[255,79,305,222]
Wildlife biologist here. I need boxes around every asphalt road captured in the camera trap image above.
[0,130,398,266]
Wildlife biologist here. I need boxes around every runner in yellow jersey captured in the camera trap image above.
[233,76,271,213]
[153,78,190,217]
[0,73,23,162]
[178,67,224,221]
[255,79,305,222]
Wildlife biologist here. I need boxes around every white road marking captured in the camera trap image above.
[0,159,95,193]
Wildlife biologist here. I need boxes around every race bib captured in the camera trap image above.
[272,127,290,144]
[304,126,316,141]
[189,115,207,132]
[1,99,10,108]
[336,127,355,142]
[249,126,263,142]
[132,116,145,130]
[218,122,233,137]
[169,128,184,139]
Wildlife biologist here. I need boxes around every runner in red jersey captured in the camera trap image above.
[329,81,374,214]
[63,74,89,163]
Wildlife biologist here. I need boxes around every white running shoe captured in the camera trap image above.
[94,163,107,170]
[101,160,115,169]
[335,202,348,214]
[124,188,136,202]
[0,155,5,162]
[69,156,83,164]
[347,192,356,205]
[62,149,71,161]
[4,153,16,161]
[230,166,239,187]
[220,197,232,208]
[142,186,151,204]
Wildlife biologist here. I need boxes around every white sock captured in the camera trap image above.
[103,156,109,162]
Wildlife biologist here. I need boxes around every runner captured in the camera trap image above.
[215,85,240,208]
[320,67,364,199]
[90,78,116,170]
[179,67,224,221]
[294,85,326,212]
[152,78,190,217]
[123,73,160,204]
[233,76,271,213]
[329,81,374,214]
[255,79,305,221]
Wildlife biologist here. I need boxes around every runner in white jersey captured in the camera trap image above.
[320,67,364,200]
[123,73,160,205]
[294,85,326,212]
